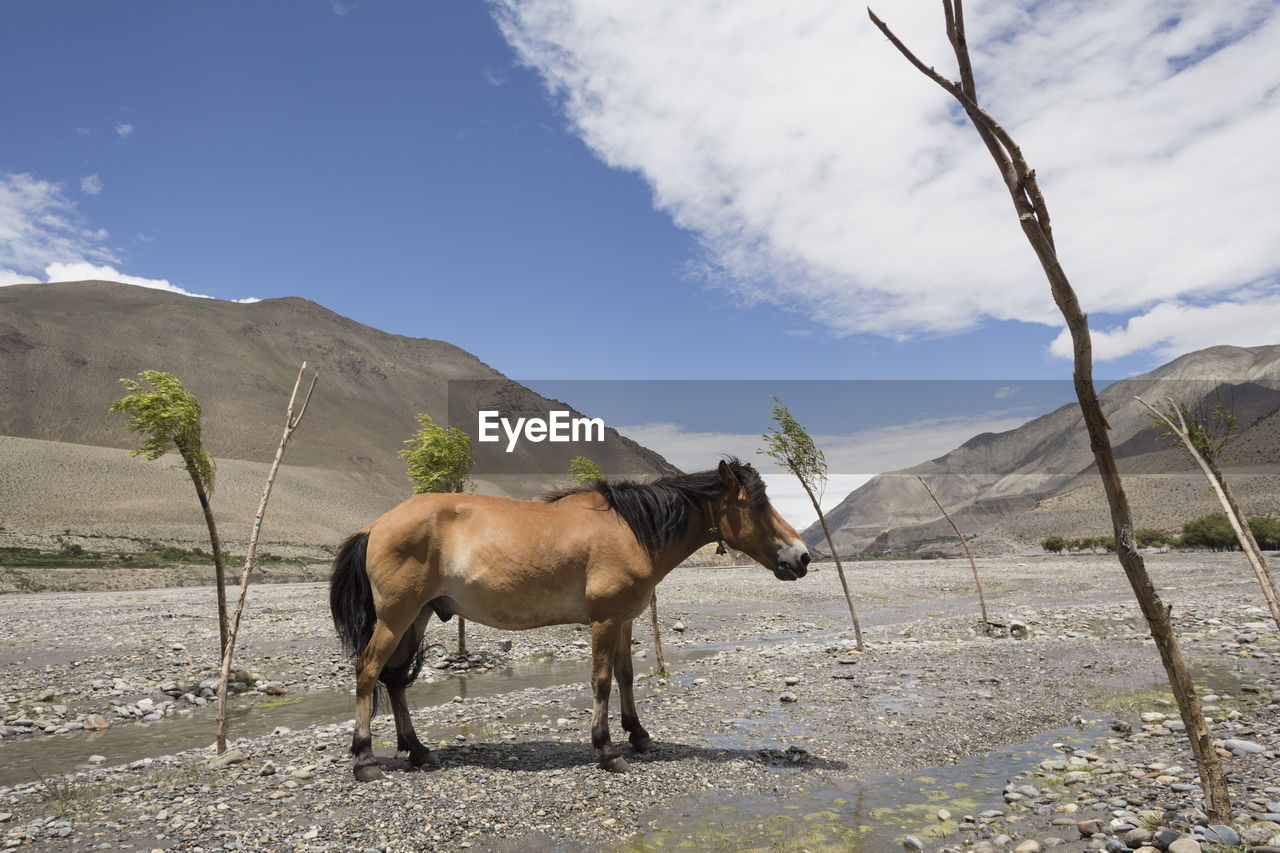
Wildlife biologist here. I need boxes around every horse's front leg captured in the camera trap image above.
[590,617,629,772]
[614,619,652,753]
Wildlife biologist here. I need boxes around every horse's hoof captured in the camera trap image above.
[353,762,383,782]
[630,735,653,753]
[602,755,631,773]
[411,750,442,771]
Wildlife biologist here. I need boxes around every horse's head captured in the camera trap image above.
[712,459,811,581]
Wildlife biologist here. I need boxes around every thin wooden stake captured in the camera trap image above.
[917,475,989,630]
[649,590,667,675]
[1137,396,1280,630]
[215,363,317,753]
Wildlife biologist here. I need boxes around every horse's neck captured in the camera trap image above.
[652,506,719,576]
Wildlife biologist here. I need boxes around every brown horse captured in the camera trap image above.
[329,458,810,780]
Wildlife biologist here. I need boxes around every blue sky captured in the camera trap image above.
[3,1,1278,524]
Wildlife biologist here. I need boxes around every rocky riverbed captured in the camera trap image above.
[0,552,1278,851]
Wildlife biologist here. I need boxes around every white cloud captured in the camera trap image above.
[1,171,258,303]
[491,0,1280,358]
[80,174,103,195]
[0,268,35,286]
[617,410,1034,528]
[115,122,134,141]
[1050,298,1280,362]
[331,0,358,15]
[0,172,118,273]
[42,261,260,303]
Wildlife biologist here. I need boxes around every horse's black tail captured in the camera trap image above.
[330,531,375,659]
[329,530,428,703]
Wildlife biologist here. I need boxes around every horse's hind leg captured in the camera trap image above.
[351,607,418,782]
[385,610,440,771]
[614,619,652,753]
[590,617,629,772]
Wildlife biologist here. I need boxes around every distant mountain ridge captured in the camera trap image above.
[806,345,1280,556]
[0,281,677,552]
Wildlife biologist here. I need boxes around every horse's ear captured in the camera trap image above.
[718,459,740,490]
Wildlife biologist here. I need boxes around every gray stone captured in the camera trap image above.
[1200,825,1239,846]
[1153,828,1180,849]
[779,691,798,703]
[1222,738,1265,755]
[1015,841,1042,853]
[208,748,247,769]
[1166,840,1200,853]
[903,835,925,851]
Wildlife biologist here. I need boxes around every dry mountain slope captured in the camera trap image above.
[806,345,1280,556]
[0,281,676,552]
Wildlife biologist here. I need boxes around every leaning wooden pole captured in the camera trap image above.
[917,475,989,629]
[868,3,1232,820]
[649,590,667,675]
[1138,397,1280,630]
[215,363,317,753]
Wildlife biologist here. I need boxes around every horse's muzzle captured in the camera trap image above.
[773,545,811,581]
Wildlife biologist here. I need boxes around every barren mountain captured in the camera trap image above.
[0,281,676,553]
[806,345,1280,556]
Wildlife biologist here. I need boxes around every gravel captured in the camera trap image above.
[0,551,1277,851]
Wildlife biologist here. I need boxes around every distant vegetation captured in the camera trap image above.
[1041,514,1280,553]
[0,542,296,568]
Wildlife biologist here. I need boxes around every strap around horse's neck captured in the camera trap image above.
[703,497,728,556]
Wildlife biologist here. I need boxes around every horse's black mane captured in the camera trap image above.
[541,458,768,555]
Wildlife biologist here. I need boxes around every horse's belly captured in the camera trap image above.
[439,577,591,629]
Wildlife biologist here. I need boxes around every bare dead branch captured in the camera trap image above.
[869,1,1230,820]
